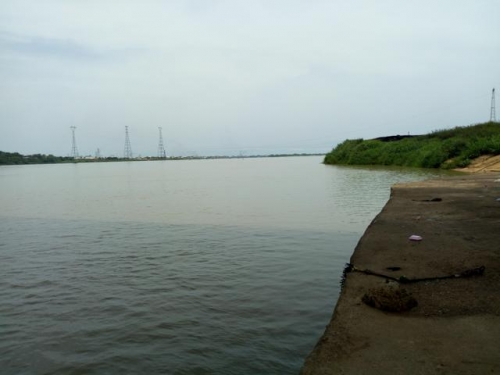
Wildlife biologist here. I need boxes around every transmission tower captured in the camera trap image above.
[95,148,101,159]
[70,126,79,158]
[491,88,496,122]
[124,126,133,159]
[158,127,166,158]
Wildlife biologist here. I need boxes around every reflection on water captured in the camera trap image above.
[0,157,447,374]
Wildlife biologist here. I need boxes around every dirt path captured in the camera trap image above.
[301,174,500,375]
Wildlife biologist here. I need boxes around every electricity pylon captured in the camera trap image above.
[70,126,79,158]
[490,88,496,122]
[124,126,133,159]
[158,127,166,158]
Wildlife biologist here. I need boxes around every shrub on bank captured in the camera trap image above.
[324,122,500,169]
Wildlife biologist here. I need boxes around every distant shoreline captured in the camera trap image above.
[0,151,325,166]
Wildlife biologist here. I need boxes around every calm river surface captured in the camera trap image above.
[0,156,446,374]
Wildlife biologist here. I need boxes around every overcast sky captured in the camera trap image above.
[1,1,499,157]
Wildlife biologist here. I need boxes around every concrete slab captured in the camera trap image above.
[301,174,500,375]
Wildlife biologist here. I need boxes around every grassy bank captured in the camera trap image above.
[324,121,500,169]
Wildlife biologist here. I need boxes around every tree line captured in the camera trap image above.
[0,151,76,165]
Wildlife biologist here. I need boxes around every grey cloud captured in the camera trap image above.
[0,31,144,62]
[0,31,102,60]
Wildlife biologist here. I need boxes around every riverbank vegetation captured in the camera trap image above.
[324,121,500,169]
[0,151,75,165]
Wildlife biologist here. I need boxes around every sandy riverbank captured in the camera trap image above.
[455,154,500,173]
[301,173,500,374]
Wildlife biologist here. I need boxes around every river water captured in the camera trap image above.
[0,157,445,374]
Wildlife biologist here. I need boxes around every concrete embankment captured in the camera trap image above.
[301,174,500,375]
